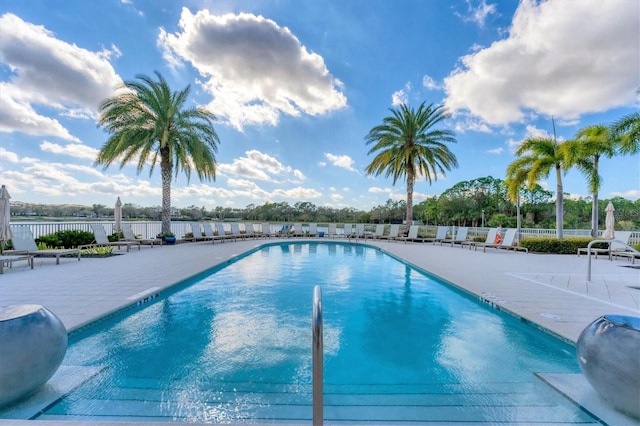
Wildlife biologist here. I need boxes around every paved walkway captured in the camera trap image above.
[1,237,639,425]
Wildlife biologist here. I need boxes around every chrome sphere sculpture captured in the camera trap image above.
[577,315,640,419]
[0,305,67,408]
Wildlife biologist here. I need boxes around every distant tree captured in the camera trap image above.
[506,137,570,239]
[95,71,220,235]
[365,102,458,226]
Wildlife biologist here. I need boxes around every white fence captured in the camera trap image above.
[9,221,640,246]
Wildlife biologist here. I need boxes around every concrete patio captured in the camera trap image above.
[0,236,638,425]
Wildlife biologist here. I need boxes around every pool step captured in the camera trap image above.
[38,379,599,424]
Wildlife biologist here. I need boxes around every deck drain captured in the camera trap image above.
[539,312,561,320]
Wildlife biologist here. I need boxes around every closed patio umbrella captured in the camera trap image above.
[0,185,12,254]
[601,201,615,239]
[114,197,123,233]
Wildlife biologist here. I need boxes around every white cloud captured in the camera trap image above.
[422,75,441,91]
[272,186,321,199]
[368,187,391,194]
[330,193,343,201]
[0,147,20,164]
[218,149,302,182]
[456,0,498,28]
[324,153,356,172]
[611,190,640,200]
[158,8,347,130]
[444,0,639,125]
[40,141,100,160]
[0,13,123,139]
[453,116,492,133]
[486,147,503,155]
[391,81,412,106]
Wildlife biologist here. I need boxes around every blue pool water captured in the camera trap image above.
[39,242,596,423]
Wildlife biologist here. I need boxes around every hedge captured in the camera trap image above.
[35,230,94,249]
[520,237,610,254]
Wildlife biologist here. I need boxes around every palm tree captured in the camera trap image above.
[506,137,569,239]
[95,71,220,235]
[564,125,616,237]
[611,112,640,155]
[365,102,458,226]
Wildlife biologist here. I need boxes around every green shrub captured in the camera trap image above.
[36,230,94,249]
[520,237,609,254]
[108,231,124,242]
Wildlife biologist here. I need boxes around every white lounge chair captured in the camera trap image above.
[308,223,318,237]
[343,224,354,238]
[188,222,214,242]
[230,223,245,240]
[82,223,138,252]
[8,225,81,264]
[0,254,33,273]
[327,223,339,238]
[441,227,469,247]
[201,222,220,243]
[379,224,400,241]
[260,223,275,238]
[244,223,257,238]
[398,225,423,243]
[372,224,385,239]
[291,223,304,237]
[214,223,233,242]
[578,231,632,260]
[121,223,160,247]
[465,228,498,251]
[422,226,449,244]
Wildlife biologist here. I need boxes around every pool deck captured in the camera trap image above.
[1,236,639,425]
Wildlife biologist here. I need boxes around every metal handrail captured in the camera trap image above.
[312,285,323,426]
[587,239,639,281]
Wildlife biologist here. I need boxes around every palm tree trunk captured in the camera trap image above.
[591,156,599,237]
[591,192,599,237]
[555,165,564,239]
[406,174,414,226]
[161,157,172,235]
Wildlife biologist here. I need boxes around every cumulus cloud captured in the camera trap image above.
[158,8,347,130]
[455,0,498,28]
[272,186,321,199]
[422,75,441,91]
[217,149,303,182]
[40,141,100,160]
[0,13,123,139]
[611,190,640,200]
[324,153,356,172]
[486,147,503,155]
[444,0,639,125]
[391,82,412,106]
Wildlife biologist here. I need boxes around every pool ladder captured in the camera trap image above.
[312,285,323,426]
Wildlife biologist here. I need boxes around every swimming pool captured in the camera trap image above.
[37,242,597,423]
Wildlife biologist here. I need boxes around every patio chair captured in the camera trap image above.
[398,225,426,243]
[441,227,469,247]
[230,223,246,240]
[343,224,354,238]
[214,223,233,242]
[496,229,528,253]
[327,223,339,238]
[421,226,449,244]
[353,224,366,239]
[378,224,400,241]
[291,223,304,237]
[464,227,499,251]
[201,222,220,243]
[244,223,258,238]
[8,225,81,264]
[372,224,385,239]
[81,223,138,252]
[188,222,212,242]
[578,231,632,260]
[260,223,276,238]
[307,223,318,237]
[0,254,33,273]
[121,223,160,247]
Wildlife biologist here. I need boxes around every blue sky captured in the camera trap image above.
[1,0,638,210]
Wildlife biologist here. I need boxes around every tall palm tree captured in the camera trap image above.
[365,102,458,226]
[95,71,220,235]
[506,137,569,239]
[564,125,616,237]
[611,112,640,155]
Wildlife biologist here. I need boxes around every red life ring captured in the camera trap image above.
[494,233,503,244]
